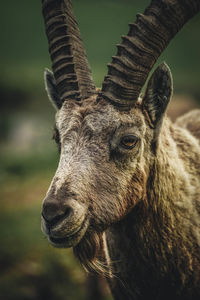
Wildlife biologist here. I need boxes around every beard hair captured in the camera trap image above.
[73,230,110,276]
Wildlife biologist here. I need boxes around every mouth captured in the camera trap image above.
[48,218,88,248]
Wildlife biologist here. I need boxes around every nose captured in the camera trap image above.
[42,197,70,224]
[42,196,86,229]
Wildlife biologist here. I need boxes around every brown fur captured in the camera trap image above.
[104,113,200,300]
[42,65,200,299]
[40,1,200,298]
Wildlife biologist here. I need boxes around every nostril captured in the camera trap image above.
[42,206,73,227]
[42,212,65,227]
[65,207,72,218]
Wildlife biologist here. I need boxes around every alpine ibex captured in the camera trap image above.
[41,0,200,299]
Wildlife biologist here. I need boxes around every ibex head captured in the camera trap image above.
[41,0,200,271]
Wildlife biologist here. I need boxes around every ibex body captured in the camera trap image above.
[41,0,200,299]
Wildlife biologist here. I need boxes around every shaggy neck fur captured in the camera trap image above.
[74,116,200,299]
[105,117,200,300]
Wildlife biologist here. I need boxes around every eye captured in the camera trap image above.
[120,135,138,150]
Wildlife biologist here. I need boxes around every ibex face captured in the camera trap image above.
[41,63,172,249]
[41,0,200,260]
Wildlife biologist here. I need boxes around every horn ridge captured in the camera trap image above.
[42,0,96,103]
[99,0,200,110]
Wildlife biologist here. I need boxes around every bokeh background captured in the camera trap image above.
[0,0,199,299]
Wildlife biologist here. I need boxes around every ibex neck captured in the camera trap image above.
[106,118,200,299]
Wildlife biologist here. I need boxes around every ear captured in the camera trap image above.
[44,69,62,110]
[142,62,173,130]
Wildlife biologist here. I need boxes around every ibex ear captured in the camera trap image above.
[142,62,173,129]
[44,69,62,110]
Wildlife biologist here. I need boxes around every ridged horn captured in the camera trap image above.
[98,0,200,110]
[42,0,96,103]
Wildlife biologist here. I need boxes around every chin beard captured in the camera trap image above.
[73,230,110,276]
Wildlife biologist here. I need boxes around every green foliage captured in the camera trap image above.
[0,152,58,179]
[0,204,87,300]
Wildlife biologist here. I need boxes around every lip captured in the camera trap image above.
[48,218,88,248]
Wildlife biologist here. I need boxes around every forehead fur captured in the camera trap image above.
[55,96,146,138]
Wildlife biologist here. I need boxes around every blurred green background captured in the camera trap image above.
[0,1,199,299]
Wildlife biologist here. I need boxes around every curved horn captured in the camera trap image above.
[98,0,200,110]
[42,0,96,103]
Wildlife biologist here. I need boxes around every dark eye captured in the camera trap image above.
[120,135,138,150]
